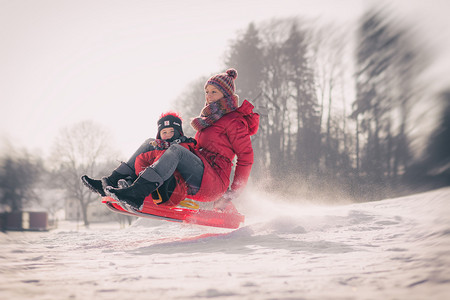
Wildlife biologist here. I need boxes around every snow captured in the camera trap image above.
[1,188,449,299]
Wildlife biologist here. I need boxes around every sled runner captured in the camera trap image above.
[102,196,245,229]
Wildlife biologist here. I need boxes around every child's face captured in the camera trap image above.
[160,127,175,140]
[205,85,224,104]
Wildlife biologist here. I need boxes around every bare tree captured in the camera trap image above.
[51,120,117,227]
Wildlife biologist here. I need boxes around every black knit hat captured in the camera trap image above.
[156,112,183,139]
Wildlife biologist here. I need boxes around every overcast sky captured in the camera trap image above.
[1,0,448,158]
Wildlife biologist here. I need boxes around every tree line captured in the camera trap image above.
[173,10,449,201]
[0,121,131,227]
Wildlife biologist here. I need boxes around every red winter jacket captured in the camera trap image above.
[191,100,259,202]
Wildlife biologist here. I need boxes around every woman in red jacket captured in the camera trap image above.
[108,68,259,210]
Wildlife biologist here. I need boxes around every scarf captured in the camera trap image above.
[151,136,196,150]
[190,95,239,131]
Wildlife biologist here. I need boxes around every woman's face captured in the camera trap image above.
[205,85,224,104]
[160,127,175,140]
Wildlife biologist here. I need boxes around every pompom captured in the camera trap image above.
[159,111,183,121]
[226,68,238,80]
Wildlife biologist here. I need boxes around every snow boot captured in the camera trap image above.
[106,167,163,209]
[81,175,107,197]
[101,171,131,190]
[103,162,135,188]
[81,162,135,197]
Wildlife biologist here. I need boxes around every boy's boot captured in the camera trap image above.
[81,175,107,197]
[81,162,134,197]
[106,167,163,209]
[101,162,136,190]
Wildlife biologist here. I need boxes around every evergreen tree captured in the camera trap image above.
[225,23,266,178]
[426,91,450,175]
[0,150,42,211]
[283,23,320,176]
[225,23,264,101]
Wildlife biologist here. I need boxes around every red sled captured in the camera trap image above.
[102,196,245,229]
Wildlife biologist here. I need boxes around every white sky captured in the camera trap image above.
[0,0,448,158]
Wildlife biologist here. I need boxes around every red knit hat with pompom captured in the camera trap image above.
[204,68,238,98]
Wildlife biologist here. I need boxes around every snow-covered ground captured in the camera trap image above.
[1,188,449,300]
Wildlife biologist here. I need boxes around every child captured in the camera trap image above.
[132,112,196,207]
[81,112,195,207]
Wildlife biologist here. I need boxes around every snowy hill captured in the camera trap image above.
[0,187,449,299]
